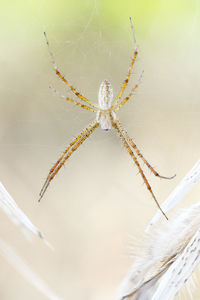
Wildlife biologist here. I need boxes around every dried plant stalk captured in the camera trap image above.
[117,160,200,300]
[0,239,62,300]
[0,181,50,246]
[146,160,200,232]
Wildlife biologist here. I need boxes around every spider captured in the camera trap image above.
[39,17,175,219]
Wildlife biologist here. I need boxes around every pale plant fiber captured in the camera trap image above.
[0,182,62,298]
[0,239,63,300]
[0,181,51,246]
[146,160,200,232]
[117,160,200,300]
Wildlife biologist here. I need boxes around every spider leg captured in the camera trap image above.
[116,120,176,179]
[49,86,97,112]
[39,120,99,201]
[44,32,99,109]
[113,17,138,106]
[114,70,144,112]
[112,119,168,220]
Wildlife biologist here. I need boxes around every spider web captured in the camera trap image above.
[0,0,200,299]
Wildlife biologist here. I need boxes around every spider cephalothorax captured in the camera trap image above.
[39,18,175,219]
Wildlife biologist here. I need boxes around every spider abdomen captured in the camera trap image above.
[98,80,113,110]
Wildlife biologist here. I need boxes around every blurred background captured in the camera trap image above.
[0,0,200,299]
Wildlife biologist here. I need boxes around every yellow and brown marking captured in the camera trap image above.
[114,83,138,112]
[56,70,99,109]
[64,97,96,112]
[41,22,174,214]
[39,121,99,200]
[114,50,138,106]
[116,120,175,180]
[112,120,168,220]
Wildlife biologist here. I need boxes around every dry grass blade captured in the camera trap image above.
[146,160,200,232]
[0,239,63,300]
[152,224,200,299]
[118,203,200,300]
[0,181,51,247]
[117,160,200,300]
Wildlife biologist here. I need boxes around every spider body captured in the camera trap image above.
[96,109,116,131]
[98,80,113,110]
[96,80,115,131]
[39,18,175,219]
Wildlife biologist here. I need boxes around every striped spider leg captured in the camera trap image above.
[39,120,99,201]
[39,18,175,219]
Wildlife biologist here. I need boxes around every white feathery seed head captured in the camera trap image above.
[117,160,200,300]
